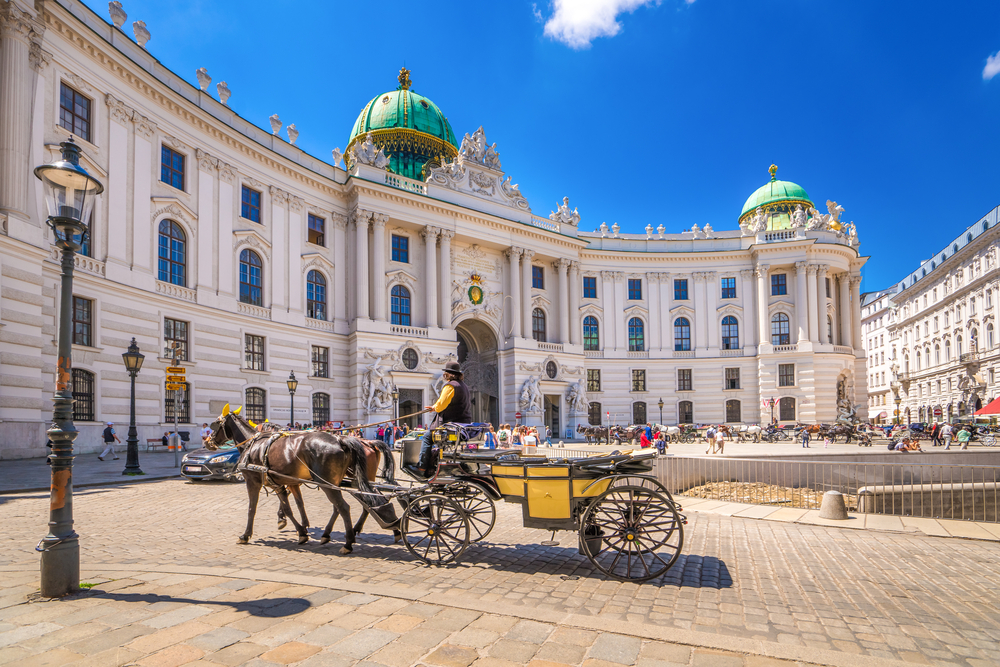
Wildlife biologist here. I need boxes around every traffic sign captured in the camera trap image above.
[165,383,185,391]
[165,366,185,374]
[515,411,522,419]
[166,375,187,383]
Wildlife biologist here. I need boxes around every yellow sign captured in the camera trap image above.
[166,375,187,383]
[165,383,185,391]
[166,366,186,373]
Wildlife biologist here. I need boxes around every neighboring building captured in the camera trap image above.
[884,205,1000,424]
[0,0,868,458]
[861,289,896,424]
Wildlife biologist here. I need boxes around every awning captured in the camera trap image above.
[974,396,1000,416]
[878,411,888,418]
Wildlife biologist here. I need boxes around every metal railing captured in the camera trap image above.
[654,456,1000,523]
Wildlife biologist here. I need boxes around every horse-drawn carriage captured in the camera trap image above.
[210,409,687,582]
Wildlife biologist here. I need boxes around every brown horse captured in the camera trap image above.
[208,406,398,554]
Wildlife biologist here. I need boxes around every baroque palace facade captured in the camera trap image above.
[0,0,868,458]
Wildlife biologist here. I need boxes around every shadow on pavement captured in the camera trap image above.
[84,590,312,617]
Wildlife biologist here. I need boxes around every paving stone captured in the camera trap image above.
[373,614,423,633]
[4,647,83,666]
[587,633,641,665]
[691,649,745,667]
[549,628,598,647]
[203,642,268,666]
[126,621,216,654]
[489,639,540,663]
[297,652,354,667]
[506,620,554,644]
[366,641,429,667]
[331,628,399,659]
[534,641,588,664]
[187,627,251,652]
[259,641,322,664]
[424,643,480,667]
[298,625,353,646]
[136,643,205,667]
[639,642,691,663]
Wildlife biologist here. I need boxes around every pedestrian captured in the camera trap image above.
[957,425,971,450]
[497,424,509,448]
[705,425,717,454]
[385,423,395,448]
[99,422,120,460]
[654,431,668,455]
[645,422,654,444]
[824,437,830,448]
[161,431,169,450]
[523,427,539,448]
[800,428,810,448]
[715,428,726,455]
[941,422,953,449]
[200,422,211,445]
[484,424,498,449]
[639,429,651,449]
[930,421,941,447]
[544,424,552,447]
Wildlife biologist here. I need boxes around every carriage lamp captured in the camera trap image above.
[121,338,145,476]
[287,371,298,426]
[34,137,104,598]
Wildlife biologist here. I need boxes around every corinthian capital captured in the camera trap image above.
[438,229,455,241]
[522,249,536,260]
[553,258,571,272]
[505,246,523,261]
[371,212,389,228]
[195,148,217,172]
[268,186,289,206]
[350,208,372,229]
[421,225,439,241]
[806,264,819,275]
[815,263,829,276]
[754,264,770,279]
[794,261,808,272]
[0,4,35,41]
[850,274,863,287]
[105,93,132,126]
[739,269,755,280]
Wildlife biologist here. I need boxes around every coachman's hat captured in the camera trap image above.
[442,361,464,377]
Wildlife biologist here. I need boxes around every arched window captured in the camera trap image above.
[157,220,186,286]
[771,313,790,345]
[935,345,940,365]
[391,285,411,326]
[628,317,644,352]
[673,317,690,351]
[632,402,646,425]
[957,336,963,355]
[971,297,977,316]
[945,340,951,361]
[245,387,266,423]
[239,249,263,306]
[779,397,796,421]
[678,400,693,424]
[721,316,739,350]
[312,392,330,425]
[72,369,95,422]
[588,402,602,426]
[915,351,921,371]
[725,399,741,423]
[988,323,995,349]
[306,270,326,320]
[583,316,599,351]
[532,308,546,342]
[904,355,910,373]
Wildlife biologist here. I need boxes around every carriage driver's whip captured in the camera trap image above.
[322,407,435,434]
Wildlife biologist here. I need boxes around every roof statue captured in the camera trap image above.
[549,196,580,226]
[460,126,502,171]
[350,132,391,170]
[398,66,412,91]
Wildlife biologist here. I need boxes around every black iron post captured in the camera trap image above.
[122,338,145,475]
[769,396,776,423]
[34,138,104,597]
[658,398,664,425]
[287,371,297,428]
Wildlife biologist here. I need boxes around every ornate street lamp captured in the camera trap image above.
[121,338,145,475]
[287,371,298,427]
[392,385,400,428]
[657,397,664,425]
[894,395,902,426]
[768,396,777,424]
[34,138,104,597]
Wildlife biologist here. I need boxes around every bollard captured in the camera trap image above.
[818,490,849,520]
[168,433,181,468]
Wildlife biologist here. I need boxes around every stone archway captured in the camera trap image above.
[455,319,500,426]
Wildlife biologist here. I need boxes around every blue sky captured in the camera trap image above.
[83,0,1000,290]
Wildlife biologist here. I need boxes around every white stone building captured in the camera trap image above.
[861,289,895,423]
[883,205,1000,425]
[0,0,868,458]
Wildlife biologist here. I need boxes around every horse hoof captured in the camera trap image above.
[237,536,249,544]
[320,535,330,544]
[339,546,353,555]
[277,519,287,530]
[298,535,308,545]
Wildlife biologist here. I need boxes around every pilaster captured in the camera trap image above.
[816,265,830,344]
[195,149,218,302]
[555,258,570,344]
[217,162,237,298]
[0,3,37,220]
[794,261,809,345]
[521,249,535,339]
[371,213,387,322]
[353,209,371,322]
[438,229,454,330]
[422,225,439,329]
[806,264,819,343]
[739,269,755,348]
[505,247,522,341]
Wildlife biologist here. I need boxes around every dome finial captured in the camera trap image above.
[398,66,412,91]
[769,164,778,181]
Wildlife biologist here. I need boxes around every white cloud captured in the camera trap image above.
[984,51,1000,81]
[532,3,544,22]
[541,0,665,49]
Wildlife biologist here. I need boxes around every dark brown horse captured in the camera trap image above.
[208,406,398,554]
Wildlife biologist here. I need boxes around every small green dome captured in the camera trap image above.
[347,68,458,180]
[738,165,814,230]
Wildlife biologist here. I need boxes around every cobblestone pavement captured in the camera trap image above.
[1,478,999,666]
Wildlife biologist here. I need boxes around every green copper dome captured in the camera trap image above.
[347,68,458,180]
[738,165,814,230]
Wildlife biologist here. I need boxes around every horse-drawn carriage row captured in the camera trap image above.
[577,422,875,445]
[208,406,687,582]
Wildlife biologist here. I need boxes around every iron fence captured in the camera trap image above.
[652,456,1000,523]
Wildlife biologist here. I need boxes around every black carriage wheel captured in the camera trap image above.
[400,493,471,566]
[447,484,496,542]
[580,485,683,582]
[604,474,677,505]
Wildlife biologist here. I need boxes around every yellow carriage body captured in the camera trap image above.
[490,459,616,529]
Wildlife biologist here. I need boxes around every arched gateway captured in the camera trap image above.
[455,319,500,426]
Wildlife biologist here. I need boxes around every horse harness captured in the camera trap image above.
[237,431,288,490]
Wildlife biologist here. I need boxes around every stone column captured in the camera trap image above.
[851,274,864,352]
[555,258,570,344]
[333,214,347,323]
[705,271,719,350]
[647,274,661,351]
[569,261,581,345]
[521,249,535,339]
[371,213,387,322]
[217,163,236,296]
[839,273,852,347]
[422,226,439,328]
[740,269,755,347]
[269,187,288,312]
[105,95,131,268]
[816,265,829,344]
[132,119,155,276]
[0,4,35,218]
[438,230,454,329]
[806,264,819,342]
[755,264,770,347]
[286,197,304,315]
[195,149,217,295]
[795,261,809,344]
[353,211,370,321]
[612,272,626,351]
[505,247,522,340]
[693,273,708,350]
[661,272,672,350]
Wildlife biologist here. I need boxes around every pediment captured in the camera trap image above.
[387,269,418,287]
[717,303,743,316]
[624,304,649,318]
[669,304,695,317]
[301,252,335,273]
[532,294,552,308]
[579,303,603,318]
[233,230,271,260]
[151,197,198,225]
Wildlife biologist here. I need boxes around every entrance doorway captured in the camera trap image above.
[455,319,500,426]
[398,388,423,430]
[544,395,560,441]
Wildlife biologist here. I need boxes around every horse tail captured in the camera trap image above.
[341,436,387,507]
[372,438,396,485]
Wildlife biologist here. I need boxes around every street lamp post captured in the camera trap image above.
[122,338,145,475]
[658,398,664,425]
[287,371,298,428]
[894,396,902,426]
[769,396,777,423]
[34,138,105,597]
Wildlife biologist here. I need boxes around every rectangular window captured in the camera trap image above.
[674,279,688,300]
[72,296,92,347]
[631,369,646,392]
[677,368,692,391]
[771,274,787,296]
[725,368,740,390]
[241,185,261,222]
[778,363,795,387]
[307,214,325,246]
[164,383,190,423]
[391,234,409,263]
[825,278,831,297]
[721,277,736,299]
[160,146,185,190]
[311,346,329,378]
[59,83,91,142]
[583,276,597,299]
[627,278,642,300]
[164,318,188,361]
[587,369,601,392]
[245,334,265,371]
[532,265,544,289]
